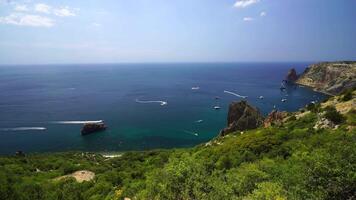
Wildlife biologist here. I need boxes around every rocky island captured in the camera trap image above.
[81,121,107,135]
[284,68,298,83]
[295,61,356,95]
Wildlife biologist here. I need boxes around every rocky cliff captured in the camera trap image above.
[285,68,298,83]
[219,100,264,136]
[296,61,356,95]
[263,110,289,128]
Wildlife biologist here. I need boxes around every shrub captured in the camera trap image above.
[287,115,297,122]
[341,90,353,101]
[306,102,321,112]
[323,106,345,124]
[345,109,356,126]
[243,182,287,200]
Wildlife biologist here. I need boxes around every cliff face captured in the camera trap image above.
[263,110,288,128]
[219,100,264,136]
[296,61,356,95]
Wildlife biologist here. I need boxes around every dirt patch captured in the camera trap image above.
[55,170,95,183]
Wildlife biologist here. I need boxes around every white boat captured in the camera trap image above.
[281,98,287,102]
[183,130,199,136]
[259,96,264,99]
[214,96,221,109]
[191,87,200,90]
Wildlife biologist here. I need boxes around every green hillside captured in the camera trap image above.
[1,91,355,200]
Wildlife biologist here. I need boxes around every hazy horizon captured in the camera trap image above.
[0,61,334,67]
[1,0,356,65]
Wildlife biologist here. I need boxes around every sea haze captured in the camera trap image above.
[0,63,327,154]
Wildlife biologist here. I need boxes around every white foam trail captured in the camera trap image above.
[183,130,199,136]
[191,86,200,90]
[52,120,103,124]
[195,119,203,123]
[224,90,248,98]
[1,127,47,131]
[135,99,167,106]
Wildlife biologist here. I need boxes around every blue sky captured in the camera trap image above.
[0,0,355,64]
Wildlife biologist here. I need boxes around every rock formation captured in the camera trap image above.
[219,100,264,136]
[313,117,336,130]
[263,110,288,128]
[81,122,107,135]
[296,61,356,95]
[285,68,298,83]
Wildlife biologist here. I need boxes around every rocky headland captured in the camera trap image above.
[295,61,356,95]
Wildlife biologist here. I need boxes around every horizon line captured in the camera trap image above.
[1,60,352,66]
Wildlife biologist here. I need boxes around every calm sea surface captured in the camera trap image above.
[0,63,327,154]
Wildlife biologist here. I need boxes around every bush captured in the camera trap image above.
[286,115,297,122]
[323,106,345,124]
[243,182,287,200]
[341,90,353,101]
[306,102,321,112]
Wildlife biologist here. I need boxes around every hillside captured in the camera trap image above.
[296,61,356,95]
[0,91,355,200]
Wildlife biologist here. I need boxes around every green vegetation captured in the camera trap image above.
[340,88,354,102]
[306,102,320,112]
[0,102,355,199]
[323,106,345,124]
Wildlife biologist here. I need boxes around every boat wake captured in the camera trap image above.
[224,90,248,98]
[52,120,103,124]
[183,130,199,136]
[191,86,200,90]
[0,127,47,131]
[135,99,167,106]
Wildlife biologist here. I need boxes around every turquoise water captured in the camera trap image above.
[0,63,327,154]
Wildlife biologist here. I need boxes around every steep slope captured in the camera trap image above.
[296,61,356,95]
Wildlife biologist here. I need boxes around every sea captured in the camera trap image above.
[0,63,328,155]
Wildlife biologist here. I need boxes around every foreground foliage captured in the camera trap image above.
[0,108,355,200]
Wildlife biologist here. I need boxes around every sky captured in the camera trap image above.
[0,0,355,64]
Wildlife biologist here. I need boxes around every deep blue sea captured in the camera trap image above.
[0,63,327,154]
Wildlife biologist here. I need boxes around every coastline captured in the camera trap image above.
[295,82,335,97]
